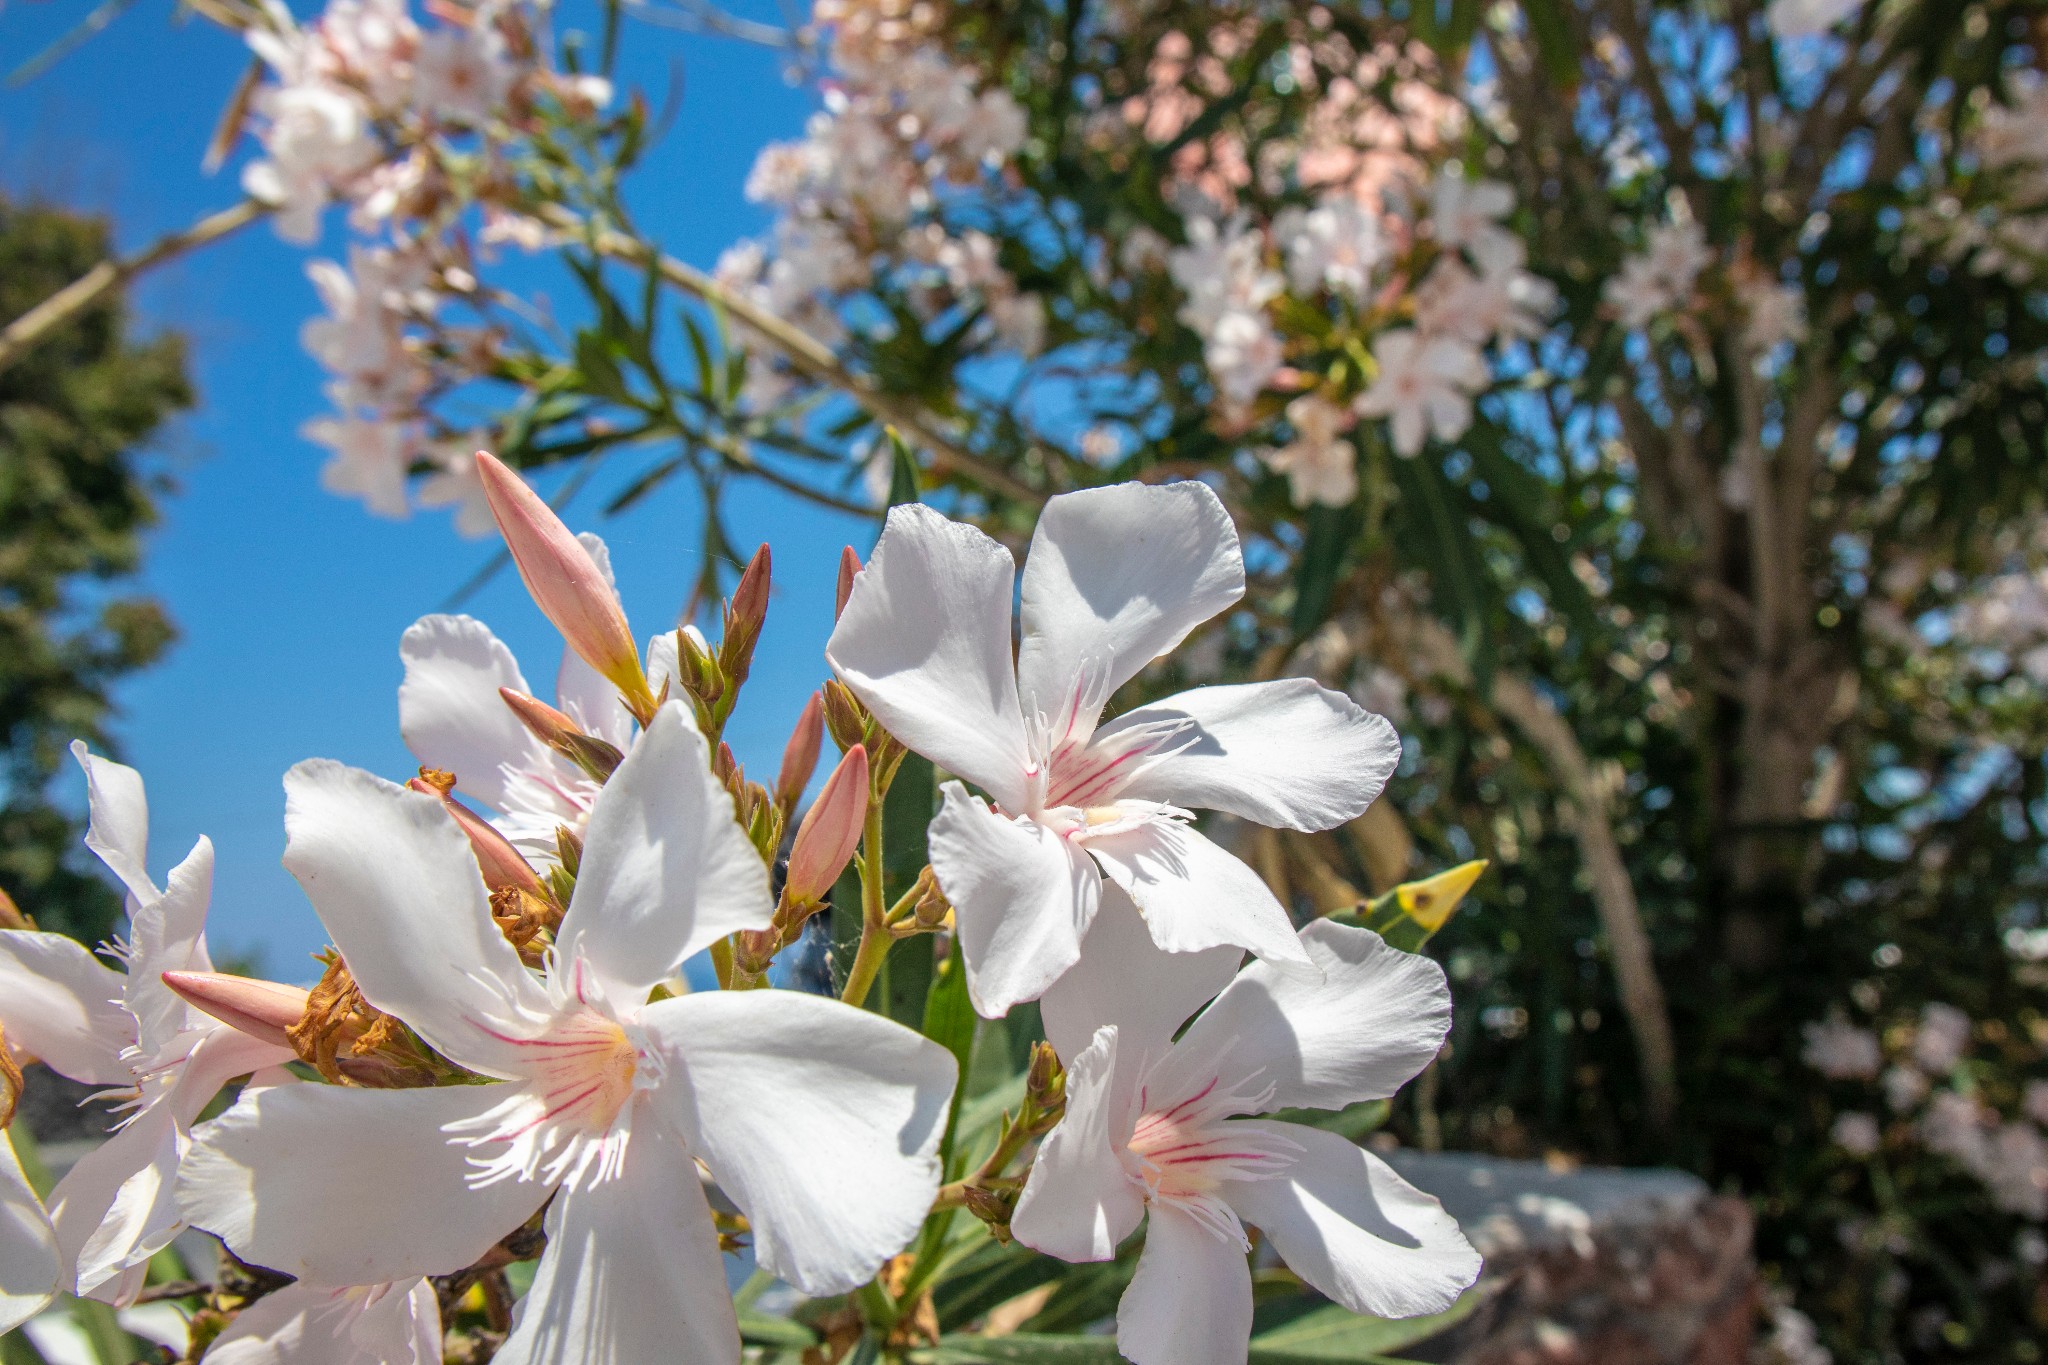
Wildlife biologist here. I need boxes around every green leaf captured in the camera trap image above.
[1,1328,51,1365]
[878,752,938,1027]
[738,1308,819,1349]
[1387,452,1496,686]
[68,1297,144,1365]
[1291,502,1361,638]
[888,429,922,508]
[682,312,720,408]
[1247,1287,1485,1361]
[1266,1096,1391,1141]
[1520,0,1582,90]
[924,945,979,1166]
[925,1332,1126,1363]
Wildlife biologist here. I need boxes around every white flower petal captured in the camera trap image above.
[1038,889,1239,1065]
[71,742,155,905]
[1115,1202,1252,1365]
[0,930,132,1086]
[178,1082,550,1285]
[398,614,556,813]
[63,1029,295,1303]
[122,837,216,1065]
[1166,921,1449,1113]
[203,1279,442,1365]
[1083,821,1313,973]
[1014,482,1243,728]
[0,1131,59,1335]
[1225,1122,1479,1319]
[556,704,773,997]
[50,1104,177,1303]
[1103,680,1400,831]
[638,989,952,1296]
[930,783,1102,1018]
[825,504,1031,808]
[282,760,553,1075]
[556,535,631,755]
[556,647,635,751]
[644,631,681,708]
[1012,1025,1143,1262]
[493,1126,738,1365]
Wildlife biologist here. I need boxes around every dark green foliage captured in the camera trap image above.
[0,196,191,941]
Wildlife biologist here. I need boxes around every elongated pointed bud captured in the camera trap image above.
[0,885,29,931]
[474,451,655,715]
[721,544,772,689]
[162,970,310,1050]
[499,687,623,782]
[835,546,861,619]
[499,686,578,747]
[408,777,547,897]
[784,745,869,908]
[776,694,825,813]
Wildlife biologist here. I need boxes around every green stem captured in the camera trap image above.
[838,798,891,1007]
[853,1279,899,1331]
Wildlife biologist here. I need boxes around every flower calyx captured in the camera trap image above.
[820,679,908,781]
[959,1184,1019,1245]
[886,866,953,939]
[287,954,443,1087]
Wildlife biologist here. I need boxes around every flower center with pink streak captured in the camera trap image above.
[446,1005,643,1190]
[1123,1071,1300,1246]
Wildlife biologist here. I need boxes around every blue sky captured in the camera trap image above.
[0,3,863,976]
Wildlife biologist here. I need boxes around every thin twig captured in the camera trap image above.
[0,197,271,377]
[551,212,1046,506]
[133,1280,210,1304]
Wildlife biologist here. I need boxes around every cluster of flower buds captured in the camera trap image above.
[945,1040,1068,1244]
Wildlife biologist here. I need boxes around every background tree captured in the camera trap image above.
[0,195,189,943]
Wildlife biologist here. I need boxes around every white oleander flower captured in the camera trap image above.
[1012,902,1479,1365]
[1261,395,1358,508]
[178,707,957,1365]
[827,482,1400,1015]
[1354,329,1487,456]
[0,746,293,1306]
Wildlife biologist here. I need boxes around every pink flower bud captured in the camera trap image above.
[784,744,869,908]
[835,546,862,620]
[162,970,309,1050]
[776,693,825,812]
[474,451,654,712]
[407,778,548,896]
[719,544,772,698]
